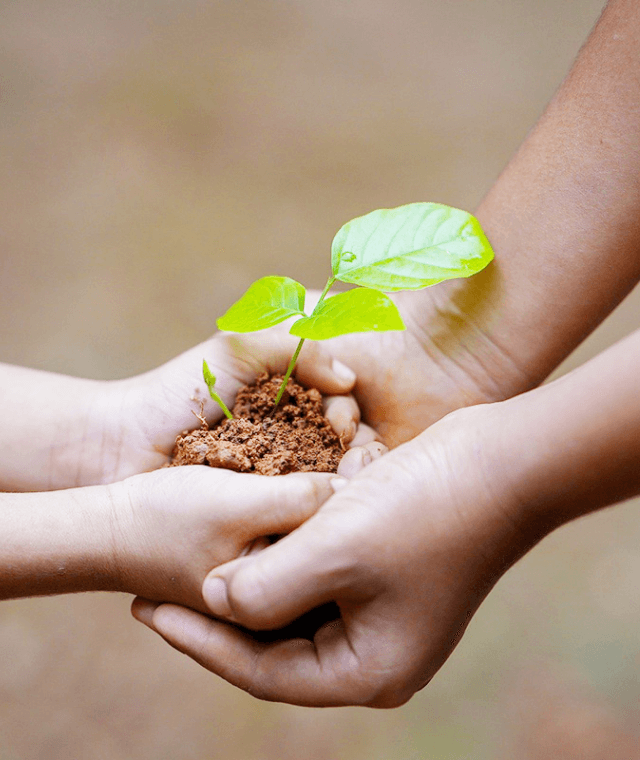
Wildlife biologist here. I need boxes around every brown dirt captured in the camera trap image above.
[169,373,345,474]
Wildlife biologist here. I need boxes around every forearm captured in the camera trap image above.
[0,363,122,491]
[0,486,116,599]
[490,327,640,539]
[403,0,640,393]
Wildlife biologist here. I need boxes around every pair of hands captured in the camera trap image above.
[64,329,388,612]
[2,278,519,705]
[115,287,533,707]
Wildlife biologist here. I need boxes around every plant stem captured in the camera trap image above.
[273,275,336,407]
[274,337,305,405]
[212,392,234,420]
[316,275,336,304]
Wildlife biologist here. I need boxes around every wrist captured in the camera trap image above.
[430,401,564,572]
[0,485,119,600]
[393,280,540,409]
[47,379,126,487]
[406,404,548,580]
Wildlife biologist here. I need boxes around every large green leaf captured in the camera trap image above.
[289,288,405,340]
[331,202,494,291]
[217,276,306,333]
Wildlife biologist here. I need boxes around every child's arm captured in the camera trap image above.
[0,466,344,609]
[0,332,362,492]
[132,326,640,706]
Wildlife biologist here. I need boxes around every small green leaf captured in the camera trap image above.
[289,288,405,340]
[202,359,233,419]
[331,202,494,291]
[217,276,306,333]
[202,359,218,395]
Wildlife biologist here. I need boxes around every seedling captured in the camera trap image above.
[209,202,494,412]
[202,360,234,419]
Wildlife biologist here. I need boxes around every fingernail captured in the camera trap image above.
[331,359,356,384]
[331,476,348,492]
[203,576,233,619]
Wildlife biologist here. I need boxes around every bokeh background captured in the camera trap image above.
[2,0,640,757]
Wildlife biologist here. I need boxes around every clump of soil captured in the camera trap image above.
[169,373,344,475]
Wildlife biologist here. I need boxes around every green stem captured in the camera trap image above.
[212,392,234,420]
[273,275,336,407]
[274,337,305,406]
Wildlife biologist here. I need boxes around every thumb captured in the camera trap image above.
[293,340,356,396]
[210,332,356,396]
[202,507,355,631]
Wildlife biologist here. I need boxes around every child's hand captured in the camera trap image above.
[107,466,350,612]
[3,331,376,491]
[101,331,376,483]
[0,465,355,606]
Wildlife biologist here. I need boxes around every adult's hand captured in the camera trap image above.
[131,404,525,707]
[132,326,640,706]
[299,0,640,448]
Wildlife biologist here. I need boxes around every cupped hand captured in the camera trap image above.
[304,275,533,447]
[93,331,376,484]
[131,404,536,707]
[107,466,347,613]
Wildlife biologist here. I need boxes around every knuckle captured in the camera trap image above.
[287,474,327,510]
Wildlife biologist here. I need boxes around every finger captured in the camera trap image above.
[201,500,367,630]
[323,395,359,443]
[337,441,388,477]
[350,423,382,448]
[131,597,160,627]
[294,341,356,396]
[156,466,341,539]
[240,535,271,557]
[147,603,367,707]
[231,471,344,538]
[207,332,356,396]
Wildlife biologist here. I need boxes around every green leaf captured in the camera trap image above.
[289,288,405,340]
[202,358,218,394]
[217,276,306,332]
[202,359,233,419]
[331,202,494,291]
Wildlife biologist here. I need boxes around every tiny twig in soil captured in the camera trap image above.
[191,400,209,430]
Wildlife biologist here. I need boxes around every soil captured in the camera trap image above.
[169,373,345,474]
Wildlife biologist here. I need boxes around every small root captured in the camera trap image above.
[191,400,209,430]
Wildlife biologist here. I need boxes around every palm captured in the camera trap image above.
[104,332,367,481]
[315,285,515,447]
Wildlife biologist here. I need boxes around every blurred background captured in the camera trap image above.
[1,0,639,757]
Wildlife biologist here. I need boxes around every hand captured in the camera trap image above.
[69,331,374,487]
[131,404,533,706]
[302,278,533,448]
[106,466,357,613]
[1,464,366,605]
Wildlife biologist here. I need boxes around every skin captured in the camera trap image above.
[0,331,372,492]
[306,0,640,449]
[0,332,382,603]
[0,467,344,610]
[134,326,640,706]
[132,0,640,706]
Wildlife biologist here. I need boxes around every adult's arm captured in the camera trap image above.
[323,0,640,445]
